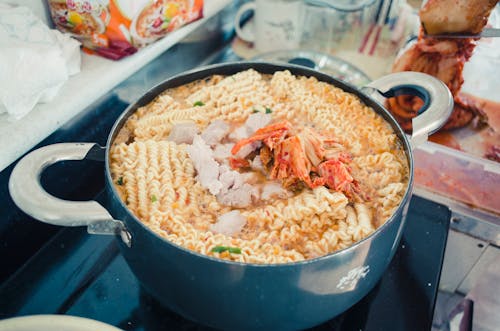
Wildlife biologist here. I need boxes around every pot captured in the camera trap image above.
[9,62,453,331]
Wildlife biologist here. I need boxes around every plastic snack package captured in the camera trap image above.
[47,0,204,60]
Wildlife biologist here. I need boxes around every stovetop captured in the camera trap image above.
[0,193,450,331]
[0,12,451,329]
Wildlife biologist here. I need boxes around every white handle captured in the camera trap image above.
[234,2,256,42]
[9,143,131,246]
[362,72,453,149]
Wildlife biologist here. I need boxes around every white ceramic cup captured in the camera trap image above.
[234,0,304,53]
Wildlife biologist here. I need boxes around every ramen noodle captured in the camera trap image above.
[110,69,410,264]
[47,0,203,60]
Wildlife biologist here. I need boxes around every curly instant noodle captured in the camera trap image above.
[110,69,409,263]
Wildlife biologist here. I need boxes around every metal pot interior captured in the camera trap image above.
[105,61,414,264]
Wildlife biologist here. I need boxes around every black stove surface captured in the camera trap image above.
[0,193,450,331]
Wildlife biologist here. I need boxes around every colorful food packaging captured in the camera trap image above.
[47,0,204,60]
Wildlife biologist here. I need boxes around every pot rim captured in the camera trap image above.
[105,61,414,268]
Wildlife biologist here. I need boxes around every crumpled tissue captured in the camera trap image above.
[0,4,81,121]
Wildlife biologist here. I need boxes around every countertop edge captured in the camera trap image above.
[0,0,231,172]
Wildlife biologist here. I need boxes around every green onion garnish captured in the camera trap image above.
[265,107,272,114]
[151,194,158,202]
[211,246,241,254]
[252,109,259,113]
[228,247,242,254]
[193,101,205,107]
[116,177,124,185]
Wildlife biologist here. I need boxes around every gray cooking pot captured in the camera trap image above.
[8,62,452,331]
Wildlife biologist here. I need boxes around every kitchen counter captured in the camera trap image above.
[0,0,231,173]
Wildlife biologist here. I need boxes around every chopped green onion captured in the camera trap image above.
[151,194,158,203]
[252,109,260,113]
[228,247,242,254]
[211,245,228,253]
[193,101,205,107]
[116,177,124,185]
[265,107,272,114]
[211,245,242,254]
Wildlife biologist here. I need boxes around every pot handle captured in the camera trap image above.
[8,143,131,247]
[362,71,454,148]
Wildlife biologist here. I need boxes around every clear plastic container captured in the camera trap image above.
[413,140,500,216]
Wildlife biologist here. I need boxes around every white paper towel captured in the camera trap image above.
[0,4,81,121]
